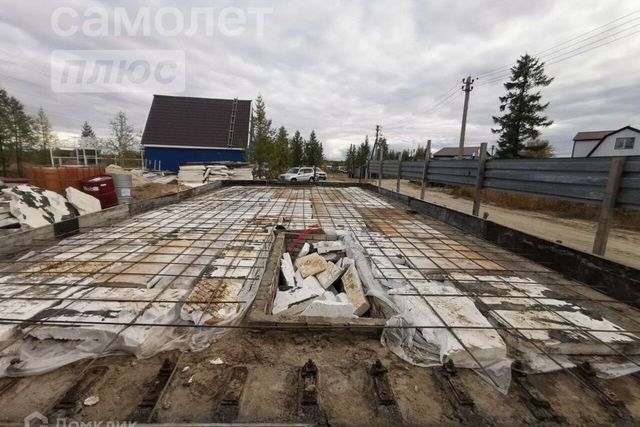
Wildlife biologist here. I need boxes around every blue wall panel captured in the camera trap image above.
[144,147,246,172]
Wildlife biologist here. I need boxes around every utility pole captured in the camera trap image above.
[375,125,382,188]
[457,76,475,159]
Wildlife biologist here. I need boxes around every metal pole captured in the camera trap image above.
[458,76,474,159]
[82,148,88,166]
[420,140,431,200]
[49,147,54,167]
[593,157,625,255]
[378,151,383,189]
[472,142,488,216]
[396,153,403,193]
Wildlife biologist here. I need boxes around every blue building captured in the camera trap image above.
[141,95,252,172]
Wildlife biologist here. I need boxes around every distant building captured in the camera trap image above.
[571,126,639,158]
[432,146,489,160]
[141,95,252,172]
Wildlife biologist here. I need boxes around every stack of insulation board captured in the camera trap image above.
[178,165,253,187]
[0,194,19,229]
[273,239,370,318]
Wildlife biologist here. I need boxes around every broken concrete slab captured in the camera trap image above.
[295,253,328,278]
[316,262,348,290]
[297,243,310,259]
[336,257,354,269]
[294,269,304,287]
[342,264,370,316]
[316,261,335,287]
[281,253,296,289]
[301,299,355,318]
[272,275,324,315]
[314,240,346,254]
[65,187,101,215]
[3,184,75,228]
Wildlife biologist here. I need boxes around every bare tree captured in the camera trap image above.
[32,107,57,162]
[106,111,139,165]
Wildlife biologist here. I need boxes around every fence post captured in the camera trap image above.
[396,153,403,193]
[420,140,431,200]
[472,142,488,216]
[593,157,625,256]
[378,152,383,189]
[366,160,371,183]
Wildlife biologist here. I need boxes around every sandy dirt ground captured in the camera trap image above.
[132,182,189,200]
[3,330,639,426]
[331,174,640,269]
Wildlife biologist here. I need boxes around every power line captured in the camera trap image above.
[476,9,640,78]
[425,91,462,115]
[476,17,640,83]
[476,27,640,87]
[422,83,460,113]
[542,23,640,62]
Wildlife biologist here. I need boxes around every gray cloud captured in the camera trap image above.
[0,0,638,159]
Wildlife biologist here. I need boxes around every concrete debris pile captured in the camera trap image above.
[0,184,102,230]
[273,239,371,319]
[178,165,253,187]
[105,164,150,187]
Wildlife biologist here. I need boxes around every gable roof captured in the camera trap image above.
[573,130,614,141]
[142,95,252,149]
[586,125,640,157]
[433,146,483,157]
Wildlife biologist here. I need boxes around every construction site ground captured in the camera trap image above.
[3,329,640,426]
[1,184,639,426]
[330,174,640,270]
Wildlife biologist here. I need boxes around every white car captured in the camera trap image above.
[279,167,321,182]
[316,169,327,180]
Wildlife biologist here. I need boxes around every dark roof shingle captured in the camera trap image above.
[142,95,251,149]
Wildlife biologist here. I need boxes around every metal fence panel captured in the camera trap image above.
[618,157,640,209]
[368,156,640,210]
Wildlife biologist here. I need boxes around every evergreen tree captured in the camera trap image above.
[32,107,56,158]
[378,136,389,159]
[6,95,33,176]
[289,130,304,167]
[270,126,290,177]
[355,135,370,168]
[0,89,10,175]
[250,95,275,178]
[492,54,554,158]
[81,121,96,138]
[303,130,323,167]
[345,144,356,174]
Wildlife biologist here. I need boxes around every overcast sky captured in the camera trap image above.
[1,0,639,159]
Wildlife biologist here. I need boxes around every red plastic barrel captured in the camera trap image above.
[81,175,119,208]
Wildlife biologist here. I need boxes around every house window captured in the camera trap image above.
[614,137,635,150]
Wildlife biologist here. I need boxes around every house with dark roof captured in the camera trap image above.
[432,146,490,160]
[571,126,640,158]
[141,95,252,172]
